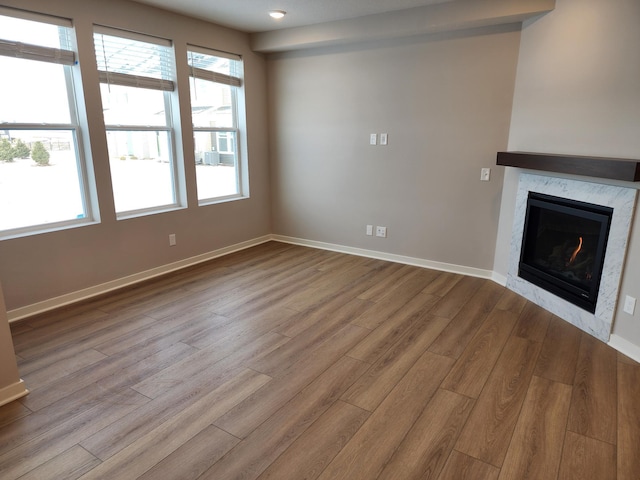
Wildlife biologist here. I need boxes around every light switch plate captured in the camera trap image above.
[380,133,388,146]
[370,133,377,145]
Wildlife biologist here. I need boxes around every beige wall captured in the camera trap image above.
[0,282,26,405]
[268,25,521,271]
[494,0,640,348]
[0,0,271,311]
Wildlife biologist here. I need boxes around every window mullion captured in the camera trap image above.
[192,127,238,133]
[105,125,172,132]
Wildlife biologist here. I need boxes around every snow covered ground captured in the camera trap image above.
[0,152,237,232]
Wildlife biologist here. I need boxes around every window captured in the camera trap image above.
[0,9,94,236]
[187,46,244,203]
[94,27,181,216]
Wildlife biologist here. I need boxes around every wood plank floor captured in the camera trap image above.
[2,241,639,480]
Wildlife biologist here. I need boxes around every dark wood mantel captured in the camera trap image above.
[496,151,640,182]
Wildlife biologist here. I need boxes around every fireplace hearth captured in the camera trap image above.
[518,192,613,313]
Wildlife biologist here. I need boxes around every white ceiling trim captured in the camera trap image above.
[251,0,556,53]
[130,0,455,33]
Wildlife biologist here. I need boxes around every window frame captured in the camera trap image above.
[94,26,183,219]
[0,8,97,239]
[187,45,246,205]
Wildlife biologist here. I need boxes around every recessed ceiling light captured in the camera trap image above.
[269,10,286,19]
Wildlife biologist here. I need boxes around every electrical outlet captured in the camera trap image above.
[481,168,491,181]
[366,225,373,236]
[623,295,636,315]
[380,133,388,146]
[370,133,378,146]
[376,226,387,238]
[169,234,176,246]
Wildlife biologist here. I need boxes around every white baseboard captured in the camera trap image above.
[491,272,508,286]
[608,334,640,363]
[0,379,29,407]
[7,232,640,363]
[271,235,495,280]
[274,236,640,362]
[8,233,495,323]
[7,235,272,322]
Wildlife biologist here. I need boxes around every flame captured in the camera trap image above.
[568,237,583,266]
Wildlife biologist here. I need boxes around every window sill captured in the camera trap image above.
[197,193,249,207]
[0,218,99,241]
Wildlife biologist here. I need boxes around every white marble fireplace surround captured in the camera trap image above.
[507,173,637,342]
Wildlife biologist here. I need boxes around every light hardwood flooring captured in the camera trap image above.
[2,241,639,479]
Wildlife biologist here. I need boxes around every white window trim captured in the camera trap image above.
[188,45,247,205]
[0,9,97,239]
[94,26,183,218]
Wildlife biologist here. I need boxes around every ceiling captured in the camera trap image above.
[129,0,457,33]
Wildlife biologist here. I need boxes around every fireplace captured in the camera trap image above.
[506,173,636,342]
[518,192,613,313]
